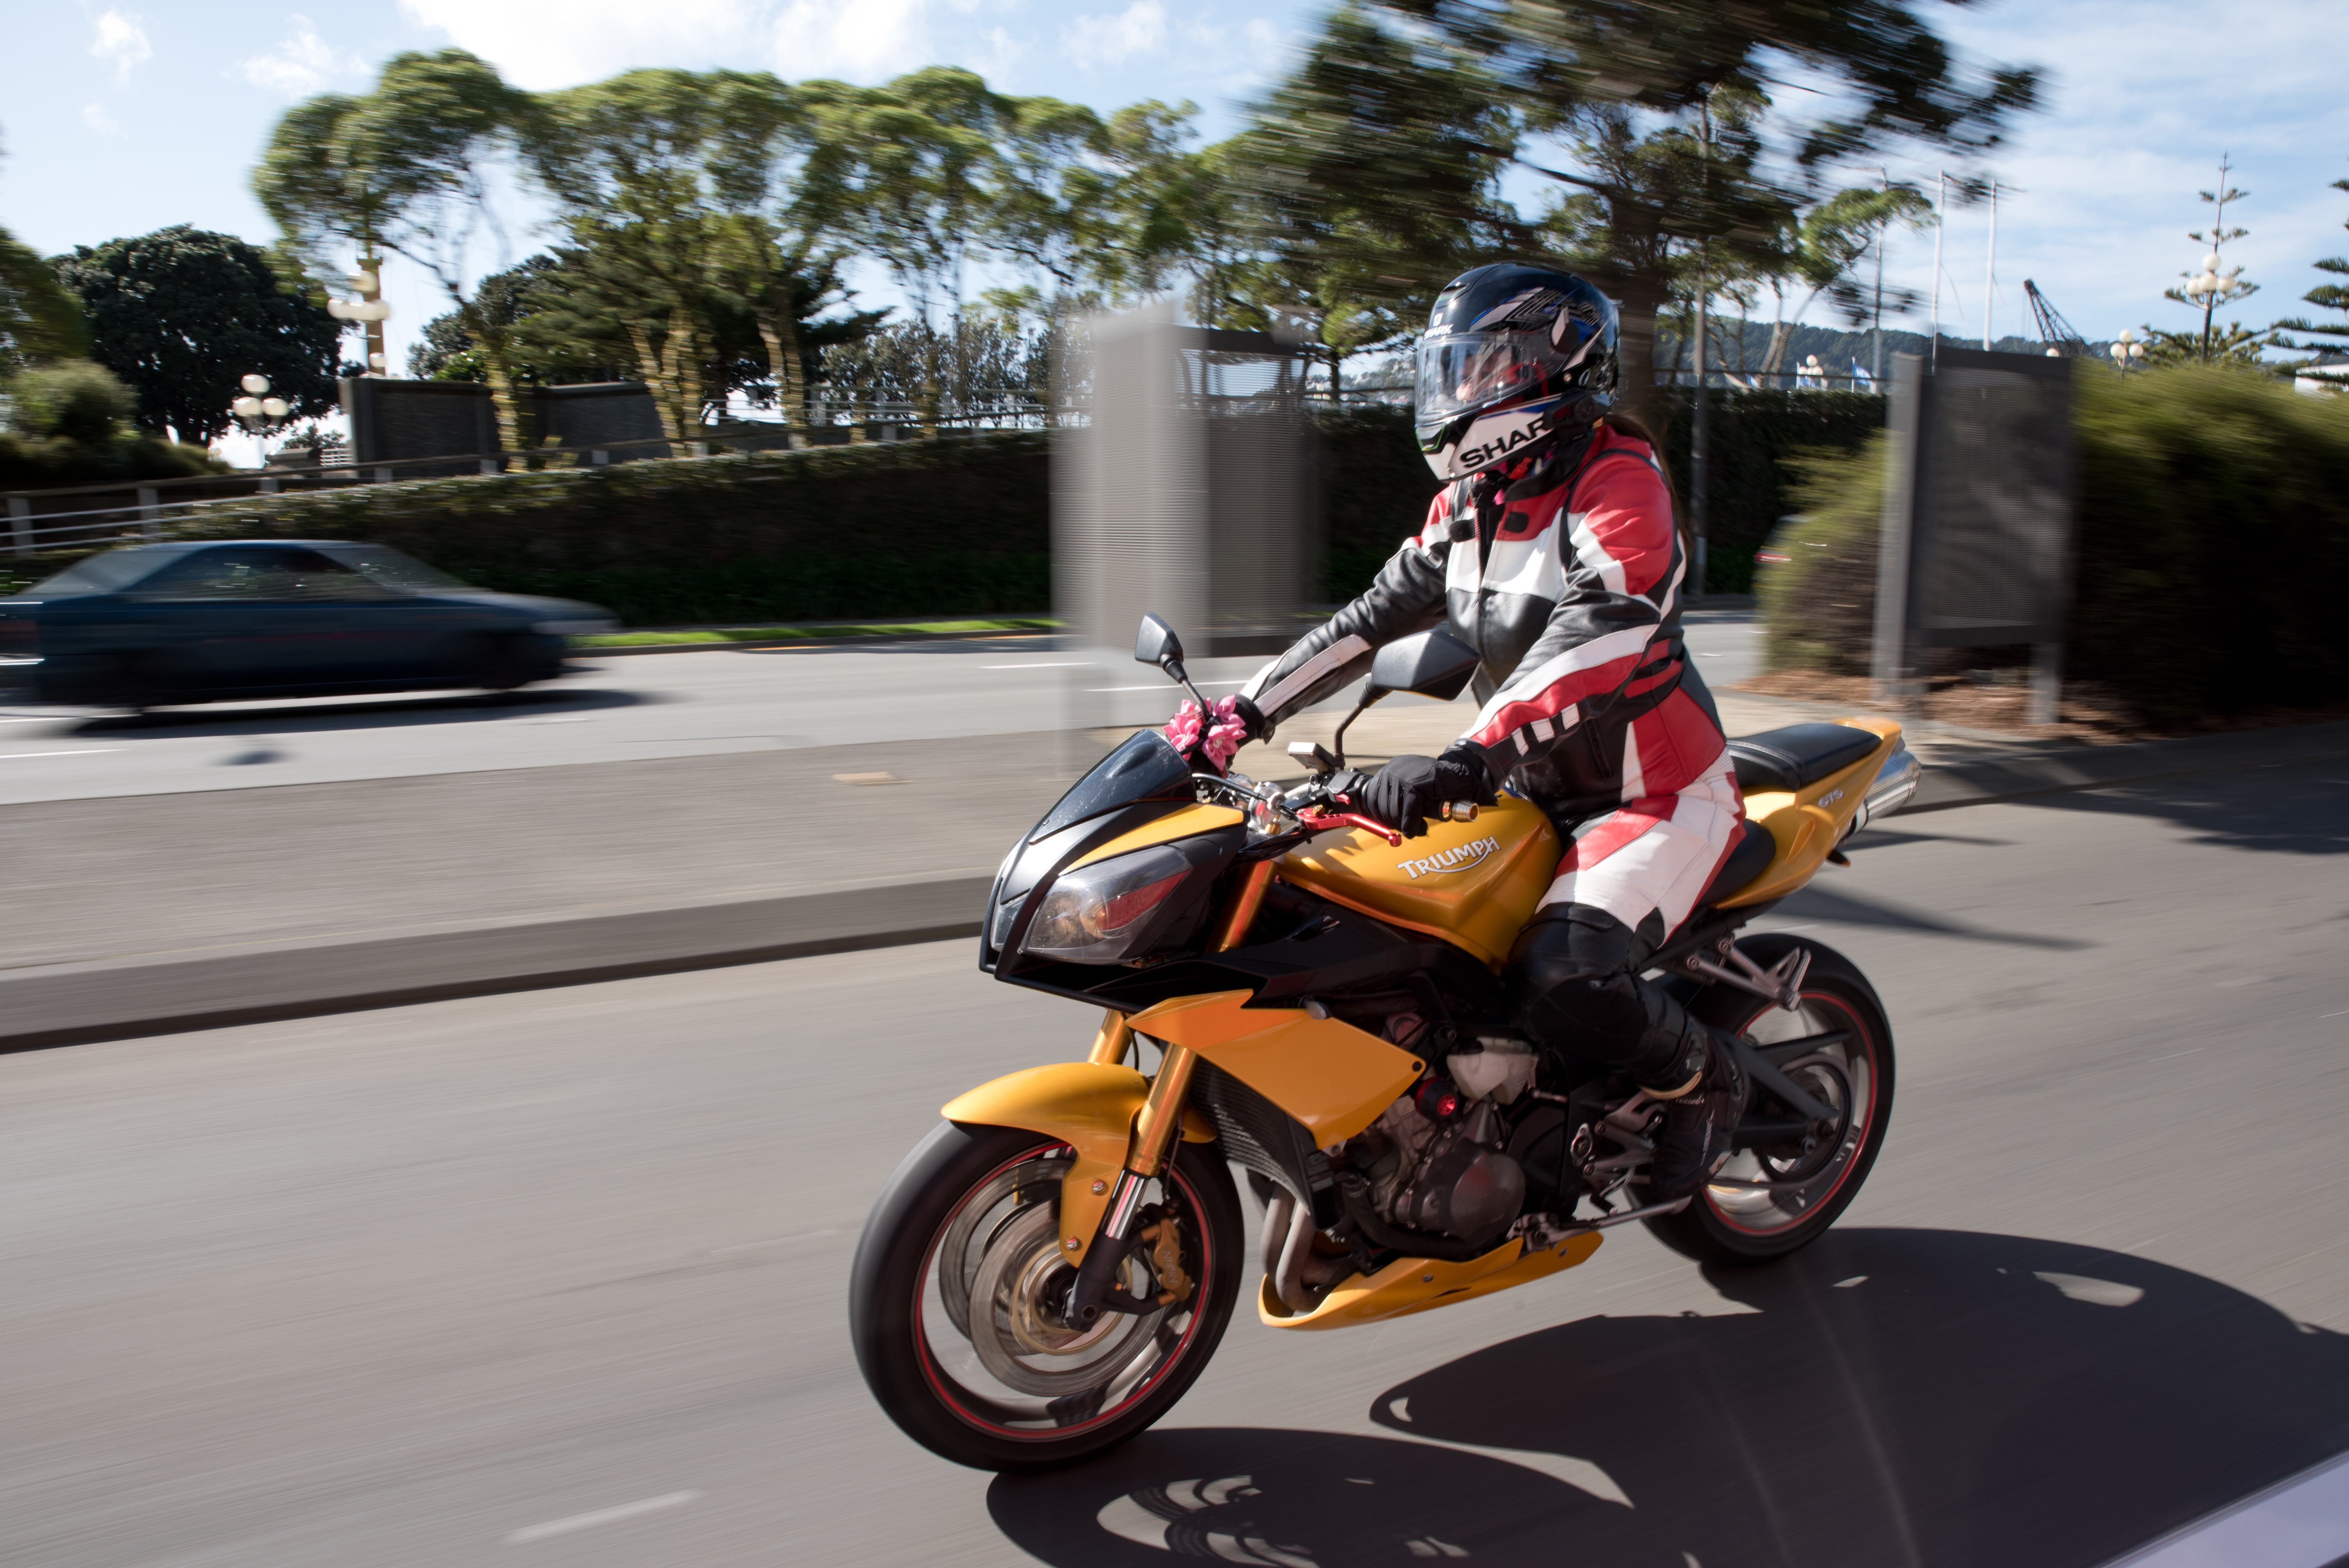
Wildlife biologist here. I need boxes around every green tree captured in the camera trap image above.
[253,49,535,446]
[2153,156,2272,365]
[1,227,86,374]
[1731,184,1937,377]
[1251,0,2040,414]
[1226,6,1529,389]
[2272,173,2349,363]
[523,68,795,441]
[52,226,345,443]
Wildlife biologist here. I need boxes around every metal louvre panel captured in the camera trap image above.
[1055,306,1314,658]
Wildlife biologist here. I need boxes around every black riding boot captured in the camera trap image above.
[1507,905,1749,1199]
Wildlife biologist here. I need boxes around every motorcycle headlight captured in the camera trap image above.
[1021,843,1199,964]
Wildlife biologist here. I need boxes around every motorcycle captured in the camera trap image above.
[850,614,1921,1472]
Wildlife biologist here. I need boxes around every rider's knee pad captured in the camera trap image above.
[1508,903,1693,1081]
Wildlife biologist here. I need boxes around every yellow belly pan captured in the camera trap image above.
[1279,793,1561,968]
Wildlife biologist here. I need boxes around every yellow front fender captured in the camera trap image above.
[942,1063,1212,1265]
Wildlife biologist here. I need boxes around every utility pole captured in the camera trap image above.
[1982,180,2000,352]
[1690,88,1712,602]
[1872,167,1888,381]
[1928,172,1946,366]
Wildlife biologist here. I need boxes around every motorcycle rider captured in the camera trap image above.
[1177,263,1749,1199]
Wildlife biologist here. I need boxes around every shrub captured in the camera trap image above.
[1756,364,2349,723]
[6,359,136,443]
[0,358,219,488]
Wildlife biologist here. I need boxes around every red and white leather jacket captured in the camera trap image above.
[1242,424,1730,823]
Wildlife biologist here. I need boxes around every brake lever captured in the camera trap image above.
[1294,809,1405,847]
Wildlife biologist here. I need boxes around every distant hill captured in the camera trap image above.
[1656,319,2050,382]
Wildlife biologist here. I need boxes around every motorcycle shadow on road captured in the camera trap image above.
[989,1228,2349,1568]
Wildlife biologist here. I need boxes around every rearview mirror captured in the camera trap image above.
[1366,629,1481,702]
[1134,613,1184,671]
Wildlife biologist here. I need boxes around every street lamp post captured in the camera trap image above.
[2108,328,2147,374]
[324,262,393,374]
[232,373,292,480]
[2181,252,2247,361]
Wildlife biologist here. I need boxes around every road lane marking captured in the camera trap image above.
[2321,1009,2349,1019]
[0,749,116,759]
[504,1491,700,1544]
[1088,680,1248,692]
[982,661,1087,668]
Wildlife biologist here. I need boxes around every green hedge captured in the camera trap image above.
[1758,366,2349,723]
[159,432,1055,622]
[6,399,1890,620]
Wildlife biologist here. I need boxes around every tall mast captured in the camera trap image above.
[1982,180,1999,352]
[1929,172,1945,366]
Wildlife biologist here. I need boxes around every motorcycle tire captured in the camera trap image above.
[1644,933,1895,1267]
[849,1119,1242,1473]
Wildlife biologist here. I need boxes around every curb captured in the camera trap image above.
[11,718,2345,1051]
[0,877,991,1055]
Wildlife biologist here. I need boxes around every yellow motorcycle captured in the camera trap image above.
[850,615,1921,1471]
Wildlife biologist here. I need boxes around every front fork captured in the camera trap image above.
[1062,859,1277,1326]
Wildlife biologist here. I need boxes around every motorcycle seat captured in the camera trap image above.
[1726,723,1883,795]
[1695,818,1777,907]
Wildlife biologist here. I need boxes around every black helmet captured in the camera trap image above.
[1415,262,1618,483]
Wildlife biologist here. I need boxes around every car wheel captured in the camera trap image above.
[95,651,173,712]
[471,634,532,692]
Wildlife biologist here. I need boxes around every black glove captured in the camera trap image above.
[1353,745,1497,840]
[1230,693,1269,744]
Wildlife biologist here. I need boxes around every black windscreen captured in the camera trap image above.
[1029,729,1194,842]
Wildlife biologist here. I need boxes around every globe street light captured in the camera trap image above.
[231,374,292,466]
[2108,327,2147,374]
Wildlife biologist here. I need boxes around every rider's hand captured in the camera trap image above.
[1352,746,1496,839]
[1163,694,1267,774]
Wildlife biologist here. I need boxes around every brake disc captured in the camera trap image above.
[966,1202,1167,1398]
[938,1153,1070,1341]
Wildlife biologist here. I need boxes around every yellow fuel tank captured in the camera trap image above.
[1280,793,1561,968]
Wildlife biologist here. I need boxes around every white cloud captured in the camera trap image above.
[771,0,937,80]
[1063,0,1165,69]
[1885,0,2349,341]
[398,0,781,89]
[239,15,365,96]
[88,8,152,83]
[81,102,125,138]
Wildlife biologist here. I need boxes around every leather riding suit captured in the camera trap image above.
[1242,423,1745,1095]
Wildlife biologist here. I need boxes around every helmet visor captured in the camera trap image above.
[1415,330,1579,426]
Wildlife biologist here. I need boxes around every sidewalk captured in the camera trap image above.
[5,702,2344,1050]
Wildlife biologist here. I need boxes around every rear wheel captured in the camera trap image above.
[1645,934,1895,1266]
[850,1121,1241,1472]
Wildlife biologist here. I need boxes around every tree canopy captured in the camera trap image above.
[52,225,345,442]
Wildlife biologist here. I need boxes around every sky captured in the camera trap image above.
[4,0,2347,391]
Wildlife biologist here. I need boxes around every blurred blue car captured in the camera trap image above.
[0,540,615,708]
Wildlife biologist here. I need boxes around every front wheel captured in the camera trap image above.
[1645,934,1895,1267]
[849,1121,1241,1472]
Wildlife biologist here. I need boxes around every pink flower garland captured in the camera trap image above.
[1163,696,1250,772]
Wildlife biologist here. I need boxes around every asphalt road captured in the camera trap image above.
[0,613,1763,806]
[10,744,2342,1568]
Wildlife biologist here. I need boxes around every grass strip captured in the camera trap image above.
[579,616,1059,647]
